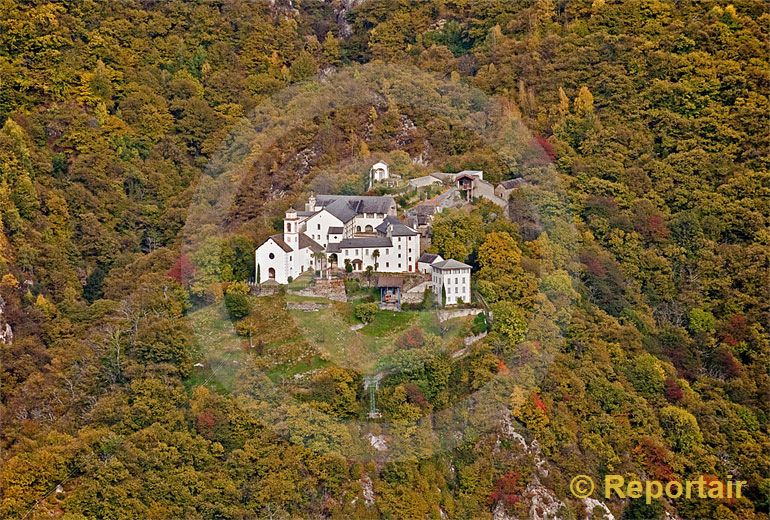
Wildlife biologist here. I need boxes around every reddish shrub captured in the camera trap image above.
[715,346,742,378]
[534,135,557,161]
[633,437,675,481]
[404,383,429,409]
[396,326,426,349]
[664,377,683,402]
[196,409,217,435]
[490,472,522,508]
[168,254,195,287]
[580,250,606,277]
[718,314,749,346]
[532,392,547,413]
[644,214,670,241]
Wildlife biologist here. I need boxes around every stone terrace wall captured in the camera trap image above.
[291,278,347,302]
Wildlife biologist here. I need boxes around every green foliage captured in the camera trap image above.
[305,366,361,418]
[471,312,488,334]
[490,301,527,344]
[477,231,538,306]
[622,498,665,520]
[133,318,195,376]
[224,292,252,321]
[430,210,482,262]
[1,0,769,517]
[688,308,716,335]
[354,302,379,323]
[626,353,666,398]
[659,406,703,452]
[290,50,318,82]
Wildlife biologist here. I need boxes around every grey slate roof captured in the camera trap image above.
[390,223,418,236]
[328,226,344,234]
[375,215,401,233]
[269,234,293,253]
[375,215,418,236]
[418,253,441,263]
[432,259,471,270]
[499,178,526,190]
[315,195,395,223]
[413,203,438,215]
[377,275,404,288]
[299,234,324,253]
[337,237,393,249]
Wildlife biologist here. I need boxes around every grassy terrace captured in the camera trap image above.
[185,302,247,393]
[187,287,477,390]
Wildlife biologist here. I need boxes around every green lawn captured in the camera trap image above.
[417,311,475,340]
[289,299,378,371]
[286,271,315,290]
[360,310,417,336]
[344,279,378,302]
[267,355,328,381]
[186,302,247,394]
[289,296,430,373]
[187,291,478,388]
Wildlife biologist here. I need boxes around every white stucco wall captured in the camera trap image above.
[257,198,421,284]
[432,267,471,304]
[418,255,444,274]
[293,246,314,278]
[352,214,388,234]
[303,210,344,247]
[371,162,389,181]
[283,218,300,251]
[256,239,291,284]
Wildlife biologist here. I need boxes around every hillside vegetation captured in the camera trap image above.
[0,0,768,518]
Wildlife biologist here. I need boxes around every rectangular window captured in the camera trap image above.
[317,224,321,230]
[386,262,390,268]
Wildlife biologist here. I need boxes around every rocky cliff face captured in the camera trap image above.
[0,296,13,345]
[332,0,365,37]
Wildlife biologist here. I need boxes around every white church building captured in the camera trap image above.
[255,194,420,284]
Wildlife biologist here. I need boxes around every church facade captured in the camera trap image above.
[255,194,420,284]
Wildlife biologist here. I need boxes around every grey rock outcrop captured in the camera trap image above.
[0,296,13,345]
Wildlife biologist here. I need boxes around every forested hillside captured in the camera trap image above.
[1,0,768,518]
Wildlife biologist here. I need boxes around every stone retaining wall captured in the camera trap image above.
[291,278,347,302]
[438,307,483,322]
